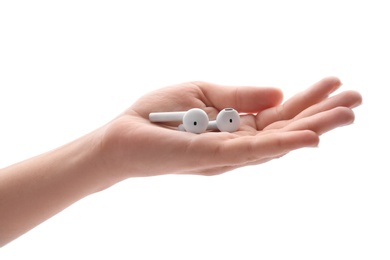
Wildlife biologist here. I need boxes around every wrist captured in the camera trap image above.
[67,128,121,193]
[0,129,114,246]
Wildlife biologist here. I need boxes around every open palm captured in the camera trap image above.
[100,77,362,178]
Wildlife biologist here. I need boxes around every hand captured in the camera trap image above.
[0,77,362,246]
[98,77,362,179]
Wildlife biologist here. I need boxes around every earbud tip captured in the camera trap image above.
[182,108,209,134]
[216,108,240,132]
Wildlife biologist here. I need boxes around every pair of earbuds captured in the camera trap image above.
[149,108,240,134]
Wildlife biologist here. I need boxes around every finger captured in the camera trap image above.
[264,90,362,130]
[281,107,355,135]
[256,76,342,129]
[293,90,362,121]
[191,81,283,113]
[189,130,319,168]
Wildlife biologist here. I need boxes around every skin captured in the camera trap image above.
[0,77,362,246]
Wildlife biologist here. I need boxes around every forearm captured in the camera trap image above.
[0,130,109,247]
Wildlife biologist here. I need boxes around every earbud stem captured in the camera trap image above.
[149,111,186,122]
[207,121,218,130]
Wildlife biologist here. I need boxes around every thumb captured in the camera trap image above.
[193,81,283,113]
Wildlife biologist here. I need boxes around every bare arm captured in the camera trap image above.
[0,131,111,246]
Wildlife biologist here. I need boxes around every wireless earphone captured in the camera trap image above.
[207,108,240,132]
[149,108,240,133]
[149,108,209,134]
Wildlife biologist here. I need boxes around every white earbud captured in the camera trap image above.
[150,108,240,134]
[178,108,240,133]
[207,108,240,132]
[149,108,209,134]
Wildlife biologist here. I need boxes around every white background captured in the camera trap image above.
[0,1,389,259]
